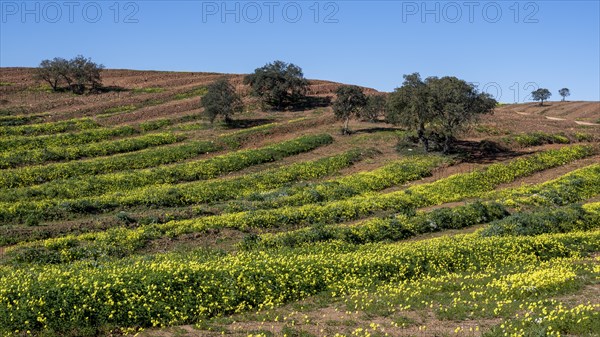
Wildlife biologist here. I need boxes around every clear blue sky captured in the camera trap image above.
[1,0,599,102]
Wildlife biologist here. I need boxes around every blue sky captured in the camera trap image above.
[1,1,599,102]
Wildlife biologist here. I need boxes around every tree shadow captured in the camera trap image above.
[224,118,276,129]
[353,126,404,134]
[97,86,129,93]
[451,139,521,164]
[289,96,332,111]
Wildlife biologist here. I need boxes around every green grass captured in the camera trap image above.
[100,104,137,116]
[174,86,208,100]
[27,84,53,92]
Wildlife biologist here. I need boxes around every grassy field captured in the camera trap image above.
[0,68,599,337]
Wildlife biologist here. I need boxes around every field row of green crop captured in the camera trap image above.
[0,149,366,228]
[0,118,298,186]
[163,145,593,236]
[0,113,47,127]
[6,145,592,264]
[217,117,314,147]
[90,149,369,209]
[0,112,205,158]
[0,117,99,137]
[344,253,598,337]
[0,134,334,224]
[491,165,600,209]
[2,150,371,262]
[486,301,599,337]
[1,228,598,335]
[0,125,137,153]
[501,131,571,147]
[0,132,185,169]
[244,164,600,249]
[225,155,450,212]
[481,202,600,237]
[244,202,510,250]
[0,140,220,190]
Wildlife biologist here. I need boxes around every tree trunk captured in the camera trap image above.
[343,117,350,135]
[417,124,429,152]
[442,135,451,154]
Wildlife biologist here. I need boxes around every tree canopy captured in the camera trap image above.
[386,73,434,151]
[361,95,387,123]
[243,60,309,111]
[387,73,496,153]
[201,78,243,125]
[531,88,552,106]
[558,88,570,101]
[333,85,368,134]
[34,55,104,94]
[426,76,497,153]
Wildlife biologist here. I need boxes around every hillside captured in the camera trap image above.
[0,68,599,337]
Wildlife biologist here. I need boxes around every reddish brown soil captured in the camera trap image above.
[496,101,599,122]
[0,68,371,125]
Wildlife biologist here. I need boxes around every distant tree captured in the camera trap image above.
[559,88,570,101]
[333,85,368,134]
[426,76,497,153]
[531,88,552,106]
[201,78,243,125]
[361,95,387,122]
[34,55,103,94]
[386,73,433,151]
[243,60,309,110]
[34,57,69,91]
[67,55,104,94]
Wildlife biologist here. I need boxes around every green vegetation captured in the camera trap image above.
[244,60,308,110]
[0,139,218,189]
[0,132,183,169]
[2,230,598,335]
[2,68,599,337]
[504,131,570,147]
[0,117,98,136]
[481,203,600,237]
[244,201,509,250]
[0,125,137,152]
[101,104,137,116]
[226,155,450,212]
[333,85,367,134]
[34,55,104,94]
[132,87,165,94]
[387,73,496,152]
[201,78,243,124]
[165,145,593,235]
[174,86,208,100]
[532,88,552,105]
[0,134,334,224]
[6,145,592,265]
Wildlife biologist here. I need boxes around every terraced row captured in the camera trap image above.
[0,117,311,186]
[165,145,593,235]
[0,125,137,152]
[0,117,99,136]
[1,228,598,335]
[0,134,334,224]
[6,145,592,264]
[224,154,450,212]
[0,132,185,170]
[248,163,600,249]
